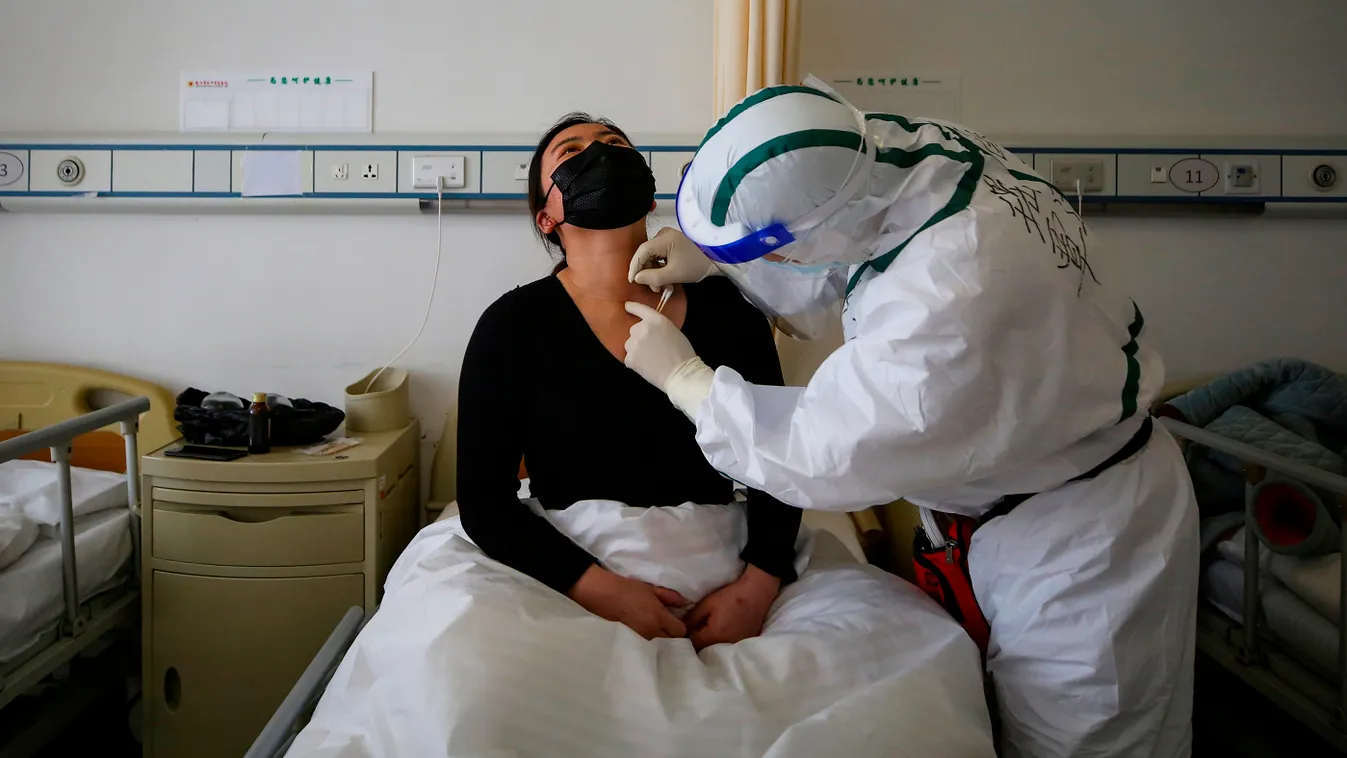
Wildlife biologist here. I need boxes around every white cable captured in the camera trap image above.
[364,177,445,394]
[1076,178,1084,216]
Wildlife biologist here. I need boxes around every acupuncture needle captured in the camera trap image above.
[656,286,673,314]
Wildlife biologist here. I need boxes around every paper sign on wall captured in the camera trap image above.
[180,71,373,133]
[826,73,961,123]
[241,151,304,197]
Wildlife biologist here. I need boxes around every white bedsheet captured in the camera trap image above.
[0,508,37,570]
[0,508,133,664]
[289,507,994,758]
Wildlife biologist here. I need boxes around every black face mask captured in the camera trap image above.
[548,141,656,230]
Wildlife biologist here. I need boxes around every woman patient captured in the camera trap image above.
[285,114,994,758]
[456,113,802,646]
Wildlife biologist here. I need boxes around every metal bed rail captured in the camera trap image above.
[1161,416,1347,738]
[0,397,149,638]
[244,606,365,758]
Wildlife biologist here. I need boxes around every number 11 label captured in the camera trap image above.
[1169,158,1219,193]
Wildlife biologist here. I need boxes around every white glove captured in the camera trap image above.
[629,228,720,291]
[624,302,716,420]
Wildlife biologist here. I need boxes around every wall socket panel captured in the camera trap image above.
[1049,158,1105,193]
[412,155,466,189]
[312,150,396,193]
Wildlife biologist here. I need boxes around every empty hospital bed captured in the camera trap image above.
[1156,371,1347,753]
[0,362,177,752]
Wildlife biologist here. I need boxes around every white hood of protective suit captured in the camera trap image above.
[678,80,975,270]
[679,83,1166,514]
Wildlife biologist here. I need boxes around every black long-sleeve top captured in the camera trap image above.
[456,275,803,594]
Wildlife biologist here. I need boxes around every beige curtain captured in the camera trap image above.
[712,0,802,117]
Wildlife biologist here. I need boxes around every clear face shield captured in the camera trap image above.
[676,77,876,341]
[708,237,851,340]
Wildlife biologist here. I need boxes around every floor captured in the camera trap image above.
[1191,654,1339,757]
[32,696,140,758]
[1,633,141,758]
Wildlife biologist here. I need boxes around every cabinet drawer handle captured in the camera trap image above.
[164,666,181,711]
[216,510,289,524]
[214,509,348,524]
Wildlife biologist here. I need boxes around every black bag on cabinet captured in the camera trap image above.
[173,387,344,447]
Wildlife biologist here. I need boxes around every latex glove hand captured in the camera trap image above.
[629,227,719,291]
[568,564,691,640]
[685,564,782,651]
[624,302,716,420]
[623,301,697,390]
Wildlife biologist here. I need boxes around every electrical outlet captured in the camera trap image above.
[412,155,466,189]
[1049,158,1105,193]
[332,163,349,180]
[361,163,379,180]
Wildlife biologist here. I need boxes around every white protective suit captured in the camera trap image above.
[632,84,1200,757]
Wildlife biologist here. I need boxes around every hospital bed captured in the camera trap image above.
[243,406,903,758]
[0,362,177,750]
[1154,379,1347,752]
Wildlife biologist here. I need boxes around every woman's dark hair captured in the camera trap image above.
[527,112,635,273]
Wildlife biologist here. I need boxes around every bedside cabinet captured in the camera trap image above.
[140,422,419,758]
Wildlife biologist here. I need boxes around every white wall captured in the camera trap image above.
[798,0,1347,376]
[0,0,713,134]
[801,0,1347,138]
[1,0,1344,488]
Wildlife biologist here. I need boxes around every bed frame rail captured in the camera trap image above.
[244,606,365,758]
[0,397,148,712]
[0,397,149,636]
[1161,416,1347,741]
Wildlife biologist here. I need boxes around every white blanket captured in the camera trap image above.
[288,502,994,758]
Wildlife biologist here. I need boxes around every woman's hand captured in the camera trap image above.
[568,564,691,640]
[685,564,782,651]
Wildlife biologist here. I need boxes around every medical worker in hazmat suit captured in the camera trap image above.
[621,79,1200,758]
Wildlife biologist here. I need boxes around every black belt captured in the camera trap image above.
[977,416,1154,527]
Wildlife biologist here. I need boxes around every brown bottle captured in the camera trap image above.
[248,393,271,455]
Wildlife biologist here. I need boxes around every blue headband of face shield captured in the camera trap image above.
[697,223,798,264]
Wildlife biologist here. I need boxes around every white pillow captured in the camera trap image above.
[0,460,128,531]
[0,507,38,570]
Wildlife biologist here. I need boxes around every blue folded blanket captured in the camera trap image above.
[1160,358,1347,515]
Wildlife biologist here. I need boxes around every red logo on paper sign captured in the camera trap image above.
[187,80,228,88]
